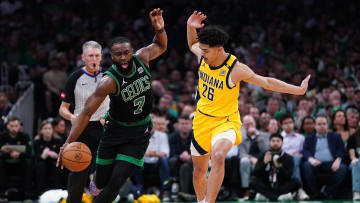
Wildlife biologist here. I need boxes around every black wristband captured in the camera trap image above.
[155,28,165,33]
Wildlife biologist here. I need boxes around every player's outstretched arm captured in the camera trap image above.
[137,8,167,66]
[231,62,310,95]
[187,11,206,62]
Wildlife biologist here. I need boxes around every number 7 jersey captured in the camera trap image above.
[196,54,239,117]
[104,54,153,123]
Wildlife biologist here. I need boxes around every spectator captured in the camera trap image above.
[154,95,177,133]
[238,115,269,198]
[267,118,279,135]
[342,86,356,109]
[347,129,360,200]
[34,120,63,194]
[302,115,347,200]
[249,106,260,127]
[331,109,350,147]
[43,56,68,117]
[279,113,309,200]
[0,117,32,199]
[132,115,171,201]
[53,118,67,142]
[299,115,316,136]
[346,107,359,135]
[249,133,301,201]
[266,97,281,117]
[0,91,11,133]
[168,115,193,196]
[258,112,271,133]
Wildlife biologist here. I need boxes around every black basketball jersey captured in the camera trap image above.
[104,54,153,123]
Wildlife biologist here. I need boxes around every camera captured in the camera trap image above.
[271,152,285,163]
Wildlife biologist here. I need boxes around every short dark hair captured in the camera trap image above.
[197,25,229,47]
[178,114,191,120]
[109,36,131,49]
[280,112,294,124]
[270,133,283,141]
[6,116,21,125]
[315,114,328,123]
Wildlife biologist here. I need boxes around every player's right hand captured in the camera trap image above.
[56,143,69,169]
[187,11,207,28]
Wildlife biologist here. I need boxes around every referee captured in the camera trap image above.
[58,41,110,203]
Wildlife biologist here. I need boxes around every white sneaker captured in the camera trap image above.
[297,189,309,200]
[354,191,360,200]
[255,193,268,201]
[278,192,293,201]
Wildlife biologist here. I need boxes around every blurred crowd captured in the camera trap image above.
[1,0,360,201]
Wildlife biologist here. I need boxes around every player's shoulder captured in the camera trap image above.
[67,68,85,82]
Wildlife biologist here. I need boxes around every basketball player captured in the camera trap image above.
[57,8,167,203]
[58,41,109,202]
[187,11,310,203]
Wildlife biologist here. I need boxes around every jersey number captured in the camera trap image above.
[134,96,145,115]
[202,84,214,101]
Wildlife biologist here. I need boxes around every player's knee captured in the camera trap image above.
[212,151,226,165]
[193,165,207,178]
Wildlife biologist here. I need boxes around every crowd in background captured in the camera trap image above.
[1,0,360,201]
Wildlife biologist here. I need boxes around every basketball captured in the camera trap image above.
[61,142,92,172]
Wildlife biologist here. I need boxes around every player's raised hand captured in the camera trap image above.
[187,11,207,28]
[297,75,311,95]
[149,8,164,31]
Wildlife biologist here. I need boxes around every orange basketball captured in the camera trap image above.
[61,142,92,172]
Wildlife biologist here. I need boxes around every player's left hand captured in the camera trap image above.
[298,75,311,95]
[149,8,164,31]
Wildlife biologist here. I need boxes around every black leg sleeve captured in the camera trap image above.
[94,161,138,203]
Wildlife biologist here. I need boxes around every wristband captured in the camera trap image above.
[156,28,165,33]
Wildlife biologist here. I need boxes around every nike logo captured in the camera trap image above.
[81,83,87,86]
[122,78,127,85]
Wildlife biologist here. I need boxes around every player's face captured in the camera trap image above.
[111,42,134,71]
[82,47,102,72]
[199,43,222,65]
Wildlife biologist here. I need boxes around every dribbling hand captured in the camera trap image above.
[56,142,69,169]
[187,11,207,29]
[149,8,164,31]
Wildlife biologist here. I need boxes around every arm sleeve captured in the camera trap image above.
[302,136,312,160]
[61,70,82,104]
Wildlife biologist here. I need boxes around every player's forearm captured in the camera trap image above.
[152,28,167,53]
[187,24,198,49]
[263,77,301,95]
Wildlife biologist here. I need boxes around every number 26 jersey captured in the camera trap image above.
[196,54,239,117]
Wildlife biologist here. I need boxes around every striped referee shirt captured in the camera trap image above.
[60,67,110,121]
